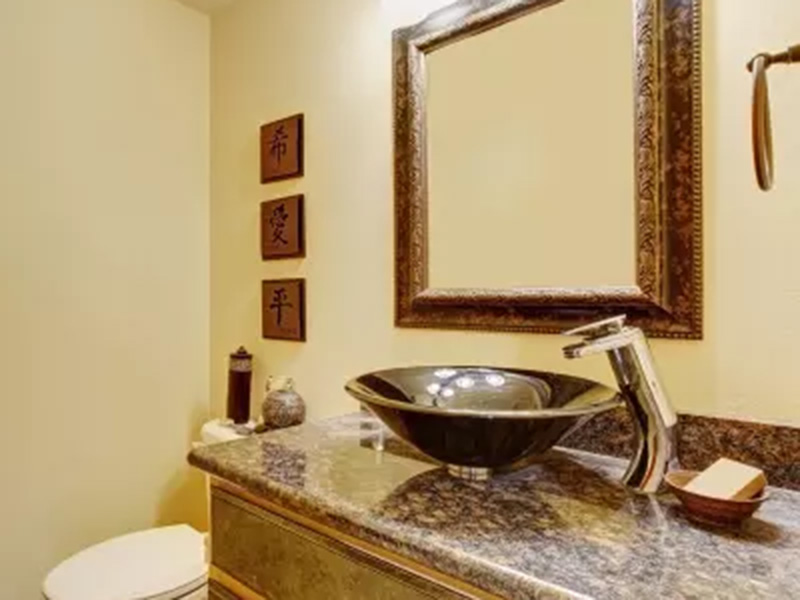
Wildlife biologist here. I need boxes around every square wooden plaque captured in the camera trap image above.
[261,195,305,260]
[262,279,306,341]
[260,114,304,183]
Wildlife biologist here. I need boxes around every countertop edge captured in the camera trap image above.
[188,419,800,600]
[188,445,590,600]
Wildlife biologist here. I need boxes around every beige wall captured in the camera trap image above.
[0,0,210,597]
[210,0,800,431]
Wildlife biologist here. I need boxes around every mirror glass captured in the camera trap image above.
[426,0,636,289]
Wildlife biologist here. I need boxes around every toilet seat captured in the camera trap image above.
[43,525,207,600]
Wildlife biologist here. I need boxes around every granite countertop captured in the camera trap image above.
[189,414,800,600]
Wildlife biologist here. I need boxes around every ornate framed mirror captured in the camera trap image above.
[394,0,702,338]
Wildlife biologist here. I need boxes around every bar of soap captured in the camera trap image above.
[684,458,767,500]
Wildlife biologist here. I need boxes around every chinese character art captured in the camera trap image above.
[269,203,289,246]
[269,288,293,326]
[261,115,303,183]
[269,124,289,165]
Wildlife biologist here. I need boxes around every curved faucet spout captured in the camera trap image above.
[563,316,677,494]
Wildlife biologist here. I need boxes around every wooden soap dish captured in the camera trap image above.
[665,470,770,526]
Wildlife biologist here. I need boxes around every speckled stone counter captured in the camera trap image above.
[189,414,800,600]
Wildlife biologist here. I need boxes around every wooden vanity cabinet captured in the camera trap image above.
[208,483,497,600]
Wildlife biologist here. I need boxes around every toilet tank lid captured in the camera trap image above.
[200,419,246,445]
[43,525,207,600]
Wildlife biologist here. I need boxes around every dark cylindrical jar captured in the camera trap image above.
[226,347,253,424]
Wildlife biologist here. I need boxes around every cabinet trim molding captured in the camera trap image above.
[210,565,267,600]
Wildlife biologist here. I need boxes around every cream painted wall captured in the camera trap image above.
[177,0,235,14]
[0,1,209,598]
[210,0,800,431]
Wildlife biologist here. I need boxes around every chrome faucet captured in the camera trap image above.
[562,316,677,494]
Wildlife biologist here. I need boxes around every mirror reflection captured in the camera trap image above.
[426,0,636,289]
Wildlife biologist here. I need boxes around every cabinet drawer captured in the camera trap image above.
[210,487,479,600]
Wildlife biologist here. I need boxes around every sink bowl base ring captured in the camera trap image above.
[447,464,492,481]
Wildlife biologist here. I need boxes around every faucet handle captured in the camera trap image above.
[564,315,627,340]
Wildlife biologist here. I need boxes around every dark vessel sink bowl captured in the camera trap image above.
[345,366,623,480]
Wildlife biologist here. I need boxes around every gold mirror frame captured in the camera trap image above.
[394,0,702,339]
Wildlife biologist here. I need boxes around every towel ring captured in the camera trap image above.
[747,44,800,192]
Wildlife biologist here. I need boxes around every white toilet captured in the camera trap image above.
[42,420,245,600]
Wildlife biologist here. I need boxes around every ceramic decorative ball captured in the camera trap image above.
[261,376,306,431]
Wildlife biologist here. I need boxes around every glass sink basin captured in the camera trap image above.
[345,366,623,480]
